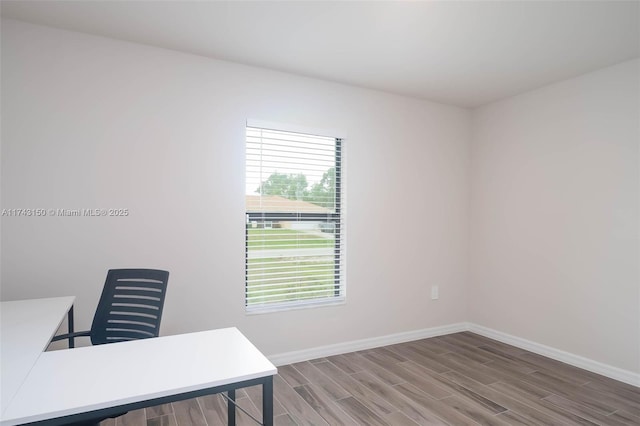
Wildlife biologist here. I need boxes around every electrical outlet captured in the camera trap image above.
[431,285,439,300]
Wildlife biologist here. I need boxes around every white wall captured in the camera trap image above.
[470,59,640,373]
[0,20,470,356]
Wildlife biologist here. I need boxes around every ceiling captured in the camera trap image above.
[1,1,638,108]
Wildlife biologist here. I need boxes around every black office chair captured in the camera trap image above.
[51,269,169,425]
[53,268,169,346]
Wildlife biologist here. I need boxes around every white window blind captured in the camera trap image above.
[245,125,345,311]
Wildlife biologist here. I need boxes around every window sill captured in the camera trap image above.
[245,297,346,315]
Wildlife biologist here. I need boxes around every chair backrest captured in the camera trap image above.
[90,269,169,345]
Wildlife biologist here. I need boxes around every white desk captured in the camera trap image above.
[0,297,75,414]
[0,298,276,426]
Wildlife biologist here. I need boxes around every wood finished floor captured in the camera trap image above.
[99,332,640,426]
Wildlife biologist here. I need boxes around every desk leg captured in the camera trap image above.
[227,389,236,426]
[68,305,75,349]
[263,376,273,426]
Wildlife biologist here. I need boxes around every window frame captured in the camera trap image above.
[244,124,345,313]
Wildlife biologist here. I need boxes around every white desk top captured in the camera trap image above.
[0,297,75,414]
[1,327,277,426]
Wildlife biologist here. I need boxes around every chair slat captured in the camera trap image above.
[91,269,169,345]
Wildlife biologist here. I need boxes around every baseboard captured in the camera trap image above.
[467,323,640,387]
[268,321,639,388]
[267,322,468,366]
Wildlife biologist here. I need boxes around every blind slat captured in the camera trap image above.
[247,288,338,300]
[247,282,340,292]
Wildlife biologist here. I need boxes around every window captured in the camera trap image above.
[245,124,345,312]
